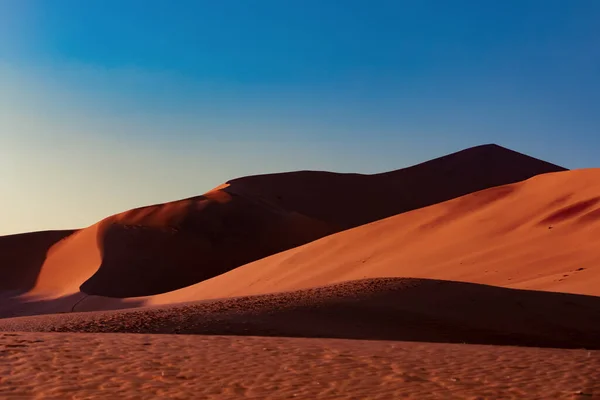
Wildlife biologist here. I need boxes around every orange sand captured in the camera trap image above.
[132,168,600,309]
[0,144,565,316]
[0,333,598,399]
[0,230,74,293]
[3,278,599,349]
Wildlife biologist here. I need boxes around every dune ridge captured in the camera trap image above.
[223,143,566,228]
[127,167,600,308]
[0,144,566,315]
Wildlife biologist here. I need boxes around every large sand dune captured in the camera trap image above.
[220,143,566,229]
[0,144,565,316]
[131,167,600,309]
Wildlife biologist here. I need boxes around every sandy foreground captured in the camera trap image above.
[1,332,598,400]
[1,278,598,399]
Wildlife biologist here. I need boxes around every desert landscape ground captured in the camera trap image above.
[1,144,599,399]
[1,333,598,400]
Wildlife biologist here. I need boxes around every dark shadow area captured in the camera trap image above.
[79,144,566,298]
[0,291,146,319]
[80,194,334,297]
[4,278,600,349]
[227,144,567,229]
[0,230,76,292]
[539,197,600,225]
[0,292,86,319]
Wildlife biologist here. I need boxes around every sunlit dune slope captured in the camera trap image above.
[138,168,600,306]
[2,144,564,301]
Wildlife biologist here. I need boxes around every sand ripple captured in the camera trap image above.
[0,332,598,399]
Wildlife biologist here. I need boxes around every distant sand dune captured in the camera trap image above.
[0,144,566,315]
[223,143,566,229]
[139,168,600,307]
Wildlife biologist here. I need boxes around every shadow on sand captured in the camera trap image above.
[1,278,599,349]
[0,230,75,293]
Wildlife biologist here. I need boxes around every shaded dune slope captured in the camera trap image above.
[144,168,600,305]
[0,230,75,293]
[226,143,566,229]
[3,278,600,349]
[80,191,334,297]
[0,144,565,304]
[3,185,335,301]
[17,144,567,300]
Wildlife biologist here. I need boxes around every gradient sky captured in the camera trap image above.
[1,0,599,235]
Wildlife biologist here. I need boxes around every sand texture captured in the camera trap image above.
[2,279,599,349]
[0,332,598,400]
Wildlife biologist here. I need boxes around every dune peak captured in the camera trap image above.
[0,144,568,307]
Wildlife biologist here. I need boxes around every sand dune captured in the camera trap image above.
[62,193,332,299]
[81,194,333,297]
[0,145,597,399]
[3,278,600,349]
[2,185,335,304]
[0,144,565,315]
[132,168,600,308]
[29,223,104,297]
[221,143,565,229]
[0,230,74,293]
[2,333,597,400]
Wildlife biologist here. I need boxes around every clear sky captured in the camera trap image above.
[1,0,599,235]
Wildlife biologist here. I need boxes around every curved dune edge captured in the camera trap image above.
[0,230,76,293]
[3,278,600,349]
[2,167,599,319]
[0,143,566,307]
[127,167,600,307]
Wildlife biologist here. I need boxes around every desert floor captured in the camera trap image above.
[1,332,598,400]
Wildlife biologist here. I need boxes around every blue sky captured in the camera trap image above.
[1,0,599,234]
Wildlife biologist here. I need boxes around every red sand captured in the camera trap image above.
[0,144,565,307]
[2,333,597,400]
[0,230,74,293]
[132,168,600,308]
